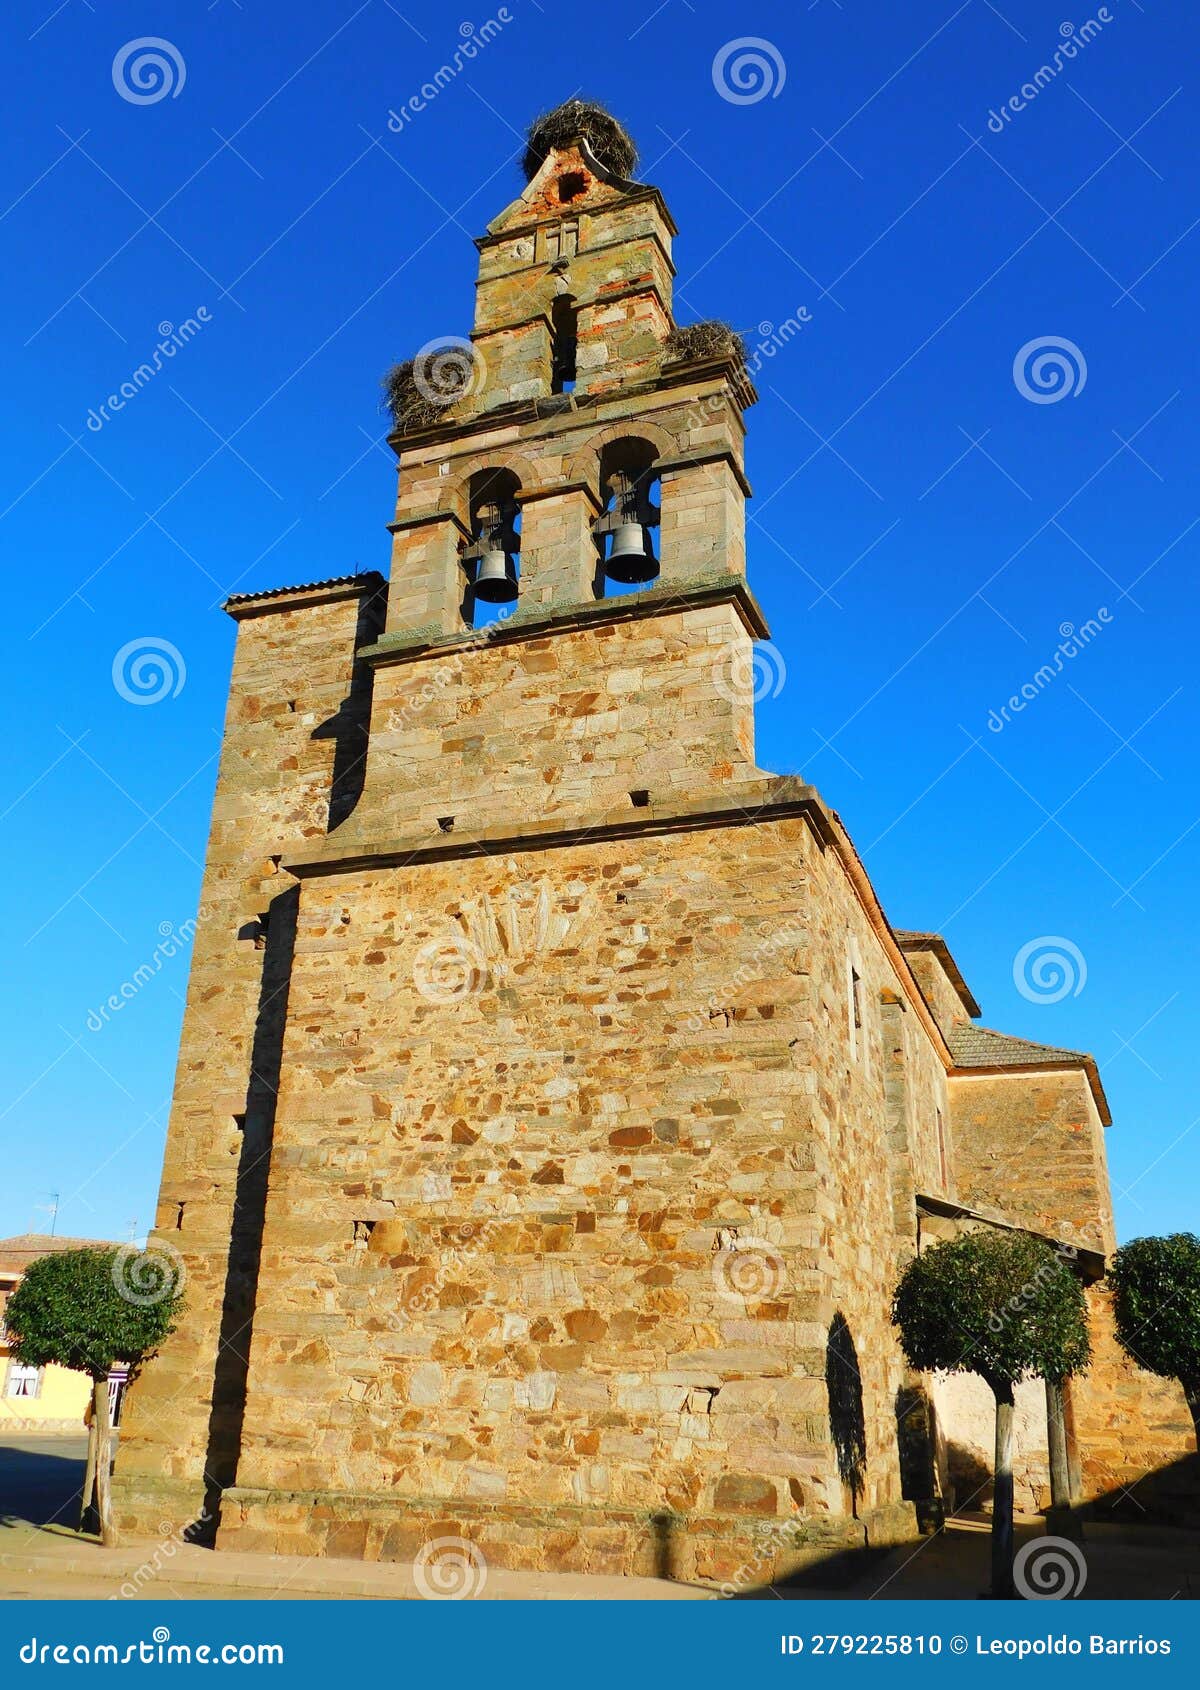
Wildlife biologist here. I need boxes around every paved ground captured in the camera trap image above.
[2,1437,1197,1602]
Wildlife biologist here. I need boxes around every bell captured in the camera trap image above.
[606,521,657,585]
[473,548,518,603]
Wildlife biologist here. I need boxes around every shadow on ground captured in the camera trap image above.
[0,1436,89,1533]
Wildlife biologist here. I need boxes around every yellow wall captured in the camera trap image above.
[1,1348,91,1432]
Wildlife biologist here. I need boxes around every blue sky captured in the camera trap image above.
[1,0,1195,1248]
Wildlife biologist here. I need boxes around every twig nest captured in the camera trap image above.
[664,321,747,364]
[522,99,638,183]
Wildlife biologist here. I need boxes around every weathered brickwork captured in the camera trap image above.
[112,109,1190,1569]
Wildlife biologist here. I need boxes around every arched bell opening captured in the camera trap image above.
[593,438,661,598]
[461,467,521,629]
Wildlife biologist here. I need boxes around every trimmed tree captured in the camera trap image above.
[1108,1233,1200,1442]
[892,1230,1090,1597]
[4,1245,183,1545]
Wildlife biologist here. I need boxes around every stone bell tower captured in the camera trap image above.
[114,102,937,1583]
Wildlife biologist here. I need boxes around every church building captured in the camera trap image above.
[112,102,1191,1583]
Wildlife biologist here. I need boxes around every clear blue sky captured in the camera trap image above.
[1,0,1195,1248]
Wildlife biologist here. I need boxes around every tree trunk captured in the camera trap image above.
[1045,1378,1082,1542]
[92,1375,116,1548]
[1181,1384,1200,1449]
[991,1382,1015,1599]
[78,1418,98,1533]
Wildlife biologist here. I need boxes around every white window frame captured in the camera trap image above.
[5,1361,42,1399]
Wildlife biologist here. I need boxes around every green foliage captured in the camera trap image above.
[4,1247,181,1380]
[891,1230,1091,1394]
[1108,1233,1200,1392]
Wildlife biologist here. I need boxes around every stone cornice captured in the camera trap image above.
[361,574,769,667]
[282,778,833,879]
[386,358,755,455]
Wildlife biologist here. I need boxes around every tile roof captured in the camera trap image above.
[947,1023,1090,1068]
[224,572,385,610]
[0,1234,121,1277]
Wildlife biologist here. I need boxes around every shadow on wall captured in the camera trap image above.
[196,884,301,1545]
[313,584,387,832]
[1086,1450,1200,1529]
[826,1313,867,1517]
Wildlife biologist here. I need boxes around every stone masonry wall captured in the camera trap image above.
[800,833,952,1518]
[1070,1285,1198,1521]
[219,813,922,1573]
[112,582,383,1537]
[352,602,757,842]
[948,1070,1115,1257]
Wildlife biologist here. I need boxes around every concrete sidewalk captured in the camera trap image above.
[0,1522,711,1601]
[2,1514,1198,1601]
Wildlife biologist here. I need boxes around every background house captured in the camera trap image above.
[0,1235,129,1434]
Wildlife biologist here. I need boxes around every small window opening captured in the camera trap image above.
[629,789,650,808]
[353,1219,376,1247]
[846,935,866,1063]
[936,1108,949,1190]
[550,296,577,394]
[558,172,586,203]
[438,816,455,833]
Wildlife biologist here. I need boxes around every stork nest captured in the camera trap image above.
[664,320,747,365]
[522,99,638,183]
[381,354,469,432]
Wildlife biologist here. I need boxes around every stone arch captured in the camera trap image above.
[564,419,677,490]
[452,448,539,507]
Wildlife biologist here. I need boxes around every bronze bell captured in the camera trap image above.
[473,547,518,603]
[605,520,657,584]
